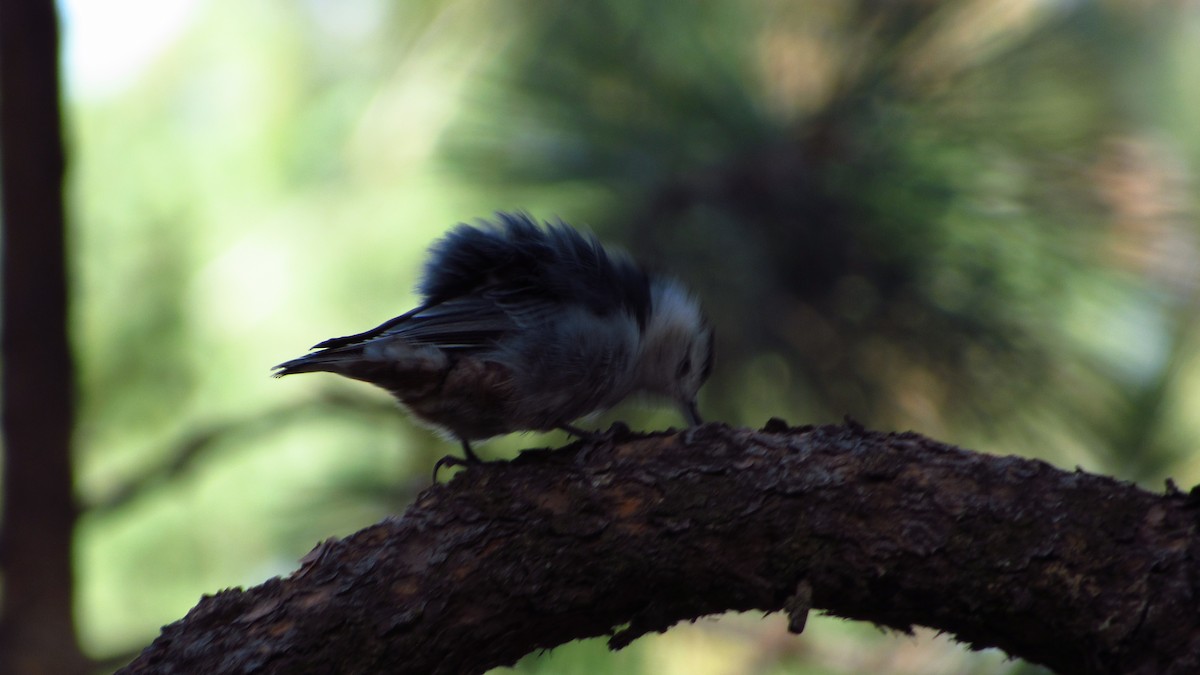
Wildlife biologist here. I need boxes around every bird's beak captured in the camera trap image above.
[681,398,703,427]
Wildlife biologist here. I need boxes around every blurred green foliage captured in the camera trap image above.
[62,0,1198,672]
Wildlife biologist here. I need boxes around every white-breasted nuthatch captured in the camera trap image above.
[273,212,714,468]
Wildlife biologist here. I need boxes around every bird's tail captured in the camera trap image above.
[272,345,368,378]
[271,338,450,394]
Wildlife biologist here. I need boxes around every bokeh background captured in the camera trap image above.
[9,0,1200,672]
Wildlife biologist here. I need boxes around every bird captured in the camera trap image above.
[273,212,714,470]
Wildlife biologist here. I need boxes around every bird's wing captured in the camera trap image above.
[309,285,560,353]
[384,296,516,349]
[310,306,425,349]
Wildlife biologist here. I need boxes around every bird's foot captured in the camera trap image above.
[432,440,488,482]
[431,454,478,482]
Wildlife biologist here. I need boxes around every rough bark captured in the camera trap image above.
[118,421,1200,674]
[0,1,87,673]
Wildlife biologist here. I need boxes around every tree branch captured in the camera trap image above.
[117,421,1200,675]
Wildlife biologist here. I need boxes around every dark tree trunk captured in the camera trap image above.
[0,1,86,673]
[119,422,1200,675]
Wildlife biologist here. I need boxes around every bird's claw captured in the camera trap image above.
[432,454,474,482]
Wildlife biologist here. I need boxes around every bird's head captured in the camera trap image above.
[637,277,714,426]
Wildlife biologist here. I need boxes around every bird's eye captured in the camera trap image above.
[677,357,692,378]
